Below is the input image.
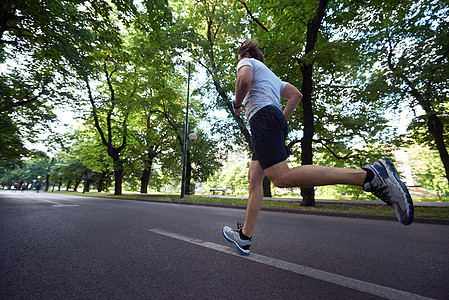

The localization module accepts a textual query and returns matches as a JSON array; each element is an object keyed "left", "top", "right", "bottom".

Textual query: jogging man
[{"left": 222, "top": 39, "right": 414, "bottom": 256}]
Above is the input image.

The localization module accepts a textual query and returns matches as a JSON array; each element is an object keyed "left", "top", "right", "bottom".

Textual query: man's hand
[{"left": 233, "top": 106, "right": 243, "bottom": 116}]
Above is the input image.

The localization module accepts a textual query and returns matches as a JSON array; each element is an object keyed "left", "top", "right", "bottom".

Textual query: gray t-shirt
[{"left": 236, "top": 58, "right": 288, "bottom": 120}]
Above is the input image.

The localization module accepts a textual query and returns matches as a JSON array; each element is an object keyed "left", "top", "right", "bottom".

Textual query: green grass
[
  {"left": 413, "top": 196, "right": 449, "bottom": 203},
  {"left": 56, "top": 191, "right": 449, "bottom": 220}
]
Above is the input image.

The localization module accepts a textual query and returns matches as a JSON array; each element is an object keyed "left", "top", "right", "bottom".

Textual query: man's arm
[
  {"left": 281, "top": 83, "right": 302, "bottom": 119},
  {"left": 234, "top": 65, "right": 252, "bottom": 115}
]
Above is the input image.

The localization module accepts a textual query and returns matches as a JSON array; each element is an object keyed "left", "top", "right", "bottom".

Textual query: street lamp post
[{"left": 181, "top": 63, "right": 191, "bottom": 199}]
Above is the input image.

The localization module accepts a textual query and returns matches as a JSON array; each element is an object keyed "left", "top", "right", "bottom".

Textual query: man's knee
[
  {"left": 267, "top": 173, "right": 288, "bottom": 188},
  {"left": 264, "top": 161, "right": 292, "bottom": 188},
  {"left": 248, "top": 161, "right": 265, "bottom": 186},
  {"left": 248, "top": 172, "right": 264, "bottom": 186}
]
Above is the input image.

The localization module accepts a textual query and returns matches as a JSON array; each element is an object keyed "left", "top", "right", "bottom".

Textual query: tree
[
  {"left": 177, "top": 0, "right": 396, "bottom": 202},
  {"left": 85, "top": 63, "right": 129, "bottom": 195},
  {"left": 177, "top": 0, "right": 274, "bottom": 196},
  {"left": 298, "top": 0, "right": 329, "bottom": 205},
  {"left": 0, "top": 115, "right": 25, "bottom": 169},
  {"left": 238, "top": 0, "right": 428, "bottom": 205},
  {"left": 336, "top": 0, "right": 449, "bottom": 183},
  {"left": 127, "top": 86, "right": 181, "bottom": 194},
  {"left": 237, "top": 0, "right": 383, "bottom": 205},
  {"left": 49, "top": 154, "right": 89, "bottom": 192},
  {"left": 62, "top": 129, "right": 113, "bottom": 192},
  {"left": 154, "top": 87, "right": 221, "bottom": 195},
  {"left": 132, "top": 111, "right": 171, "bottom": 194},
  {"left": 79, "top": 0, "right": 182, "bottom": 195},
  {"left": 78, "top": 1, "right": 221, "bottom": 195},
  {"left": 0, "top": 150, "right": 51, "bottom": 189},
  {"left": 0, "top": 62, "right": 62, "bottom": 166},
  {"left": 123, "top": 10, "right": 183, "bottom": 194},
  {"left": 408, "top": 146, "right": 449, "bottom": 199},
  {"left": 0, "top": 0, "right": 136, "bottom": 162}
]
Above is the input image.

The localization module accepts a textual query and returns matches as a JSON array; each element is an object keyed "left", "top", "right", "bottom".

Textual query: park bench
[{"left": 210, "top": 188, "right": 226, "bottom": 195}]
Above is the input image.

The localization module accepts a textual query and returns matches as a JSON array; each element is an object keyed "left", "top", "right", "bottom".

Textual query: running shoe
[
  {"left": 363, "top": 157, "right": 414, "bottom": 225},
  {"left": 222, "top": 223, "right": 252, "bottom": 255}
]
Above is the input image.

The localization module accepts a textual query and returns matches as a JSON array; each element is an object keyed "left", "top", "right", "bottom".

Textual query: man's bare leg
[
  {"left": 264, "top": 161, "right": 366, "bottom": 188},
  {"left": 243, "top": 160, "right": 366, "bottom": 237},
  {"left": 242, "top": 160, "right": 265, "bottom": 238}
]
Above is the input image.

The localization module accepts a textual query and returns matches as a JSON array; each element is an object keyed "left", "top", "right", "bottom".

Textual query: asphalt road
[{"left": 1, "top": 191, "right": 448, "bottom": 299}]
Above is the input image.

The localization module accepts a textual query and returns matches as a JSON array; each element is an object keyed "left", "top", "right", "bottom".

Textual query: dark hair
[{"left": 238, "top": 39, "right": 264, "bottom": 63}]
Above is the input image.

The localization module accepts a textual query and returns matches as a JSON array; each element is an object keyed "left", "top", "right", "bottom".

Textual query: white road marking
[
  {"left": 147, "top": 228, "right": 434, "bottom": 300},
  {"left": 40, "top": 199, "right": 80, "bottom": 207}
]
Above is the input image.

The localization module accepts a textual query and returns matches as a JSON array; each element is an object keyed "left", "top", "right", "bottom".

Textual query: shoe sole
[
  {"left": 382, "top": 157, "right": 414, "bottom": 225},
  {"left": 222, "top": 228, "right": 250, "bottom": 255}
]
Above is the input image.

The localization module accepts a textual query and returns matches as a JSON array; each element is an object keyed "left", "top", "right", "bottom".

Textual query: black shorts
[{"left": 249, "top": 105, "right": 291, "bottom": 169}]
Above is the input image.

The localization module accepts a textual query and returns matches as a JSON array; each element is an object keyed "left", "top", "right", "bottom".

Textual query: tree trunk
[
  {"left": 263, "top": 176, "right": 272, "bottom": 197},
  {"left": 140, "top": 168, "right": 150, "bottom": 194},
  {"left": 84, "top": 179, "right": 91, "bottom": 193},
  {"left": 73, "top": 178, "right": 81, "bottom": 192},
  {"left": 97, "top": 181, "right": 103, "bottom": 193},
  {"left": 110, "top": 150, "right": 124, "bottom": 195},
  {"left": 427, "top": 113, "right": 449, "bottom": 184},
  {"left": 45, "top": 173, "right": 50, "bottom": 191},
  {"left": 300, "top": 61, "right": 315, "bottom": 206},
  {"left": 299, "top": 0, "right": 328, "bottom": 206},
  {"left": 44, "top": 158, "right": 54, "bottom": 192},
  {"left": 114, "top": 168, "right": 123, "bottom": 195},
  {"left": 97, "top": 172, "right": 107, "bottom": 193},
  {"left": 141, "top": 153, "right": 155, "bottom": 194}
]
